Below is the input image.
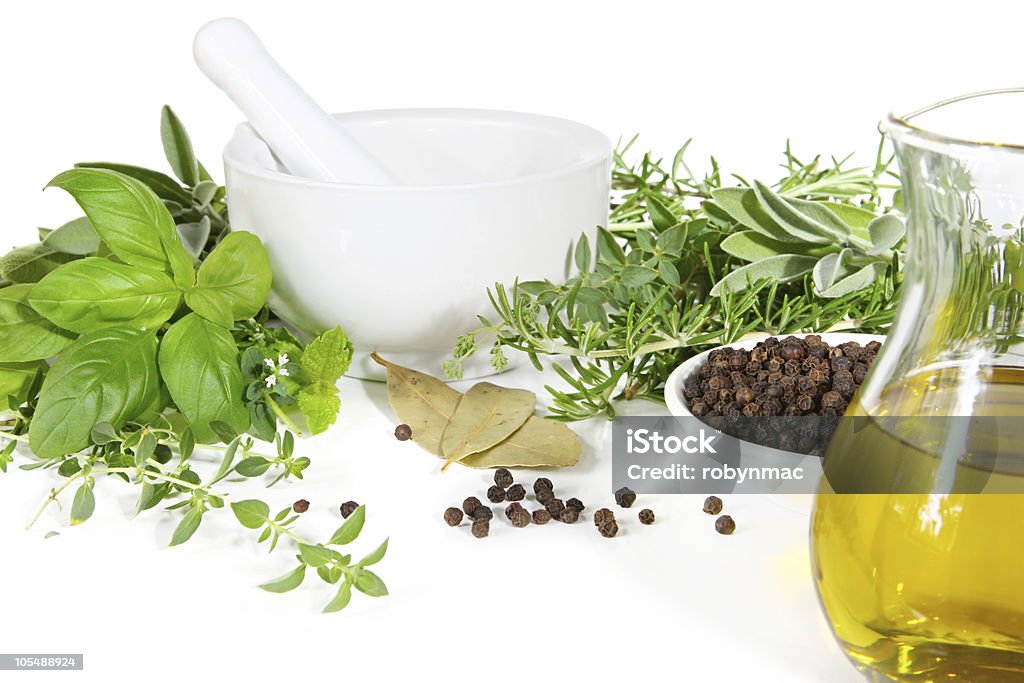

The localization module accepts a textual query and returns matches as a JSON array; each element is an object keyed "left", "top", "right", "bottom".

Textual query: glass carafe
[{"left": 811, "top": 90, "right": 1024, "bottom": 682}]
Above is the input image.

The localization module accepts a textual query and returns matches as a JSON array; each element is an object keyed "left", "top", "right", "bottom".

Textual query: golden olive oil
[{"left": 812, "top": 367, "right": 1024, "bottom": 682}]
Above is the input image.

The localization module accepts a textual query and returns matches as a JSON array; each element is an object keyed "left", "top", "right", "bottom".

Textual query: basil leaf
[
  {"left": 0, "top": 284, "right": 75, "bottom": 361},
  {"left": 29, "top": 258, "right": 181, "bottom": 333},
  {"left": 708, "top": 255, "right": 818, "bottom": 297},
  {"left": 0, "top": 243, "right": 78, "bottom": 283},
  {"left": 0, "top": 361, "right": 47, "bottom": 404},
  {"left": 231, "top": 499, "right": 270, "bottom": 529},
  {"left": 160, "top": 106, "right": 200, "bottom": 187},
  {"left": 74, "top": 162, "right": 192, "bottom": 205},
  {"left": 185, "top": 232, "right": 272, "bottom": 327},
  {"left": 29, "top": 328, "right": 159, "bottom": 458},
  {"left": 46, "top": 168, "right": 194, "bottom": 288},
  {"left": 158, "top": 313, "right": 249, "bottom": 443},
  {"left": 41, "top": 217, "right": 100, "bottom": 256},
  {"left": 259, "top": 565, "right": 306, "bottom": 594}
]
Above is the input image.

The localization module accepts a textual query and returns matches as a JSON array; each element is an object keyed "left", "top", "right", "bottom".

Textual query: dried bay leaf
[
  {"left": 371, "top": 353, "right": 461, "bottom": 456},
  {"left": 461, "top": 416, "right": 582, "bottom": 469},
  {"left": 440, "top": 382, "right": 535, "bottom": 470}
]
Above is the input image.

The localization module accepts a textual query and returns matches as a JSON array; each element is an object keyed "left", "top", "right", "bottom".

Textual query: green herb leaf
[
  {"left": 0, "top": 284, "right": 75, "bottom": 361},
  {"left": 817, "top": 262, "right": 888, "bottom": 298},
  {"left": 720, "top": 231, "right": 819, "bottom": 262},
  {"left": 29, "top": 328, "right": 159, "bottom": 458},
  {"left": 185, "top": 232, "right": 271, "bottom": 327},
  {"left": 74, "top": 162, "right": 192, "bottom": 205},
  {"left": 41, "top": 217, "right": 100, "bottom": 256},
  {"left": 619, "top": 264, "right": 658, "bottom": 288},
  {"left": 574, "top": 235, "right": 592, "bottom": 272},
  {"left": 169, "top": 505, "right": 204, "bottom": 546},
  {"left": 134, "top": 431, "right": 156, "bottom": 466},
  {"left": 160, "top": 106, "right": 200, "bottom": 187},
  {"left": 328, "top": 504, "right": 366, "bottom": 545},
  {"left": 69, "top": 480, "right": 95, "bottom": 525},
  {"left": 159, "top": 313, "right": 249, "bottom": 443},
  {"left": 866, "top": 214, "right": 905, "bottom": 255},
  {"left": 357, "top": 538, "right": 388, "bottom": 568},
  {"left": 647, "top": 195, "right": 677, "bottom": 231},
  {"left": 298, "top": 543, "right": 335, "bottom": 568},
  {"left": 177, "top": 217, "right": 211, "bottom": 259},
  {"left": 259, "top": 564, "right": 306, "bottom": 593},
  {"left": 709, "top": 188, "right": 801, "bottom": 244},
  {"left": 231, "top": 499, "right": 271, "bottom": 529},
  {"left": 235, "top": 456, "right": 272, "bottom": 477},
  {"left": 296, "top": 384, "right": 341, "bottom": 436},
  {"left": 353, "top": 569, "right": 388, "bottom": 597},
  {"left": 29, "top": 258, "right": 181, "bottom": 333},
  {"left": 0, "top": 243, "right": 78, "bottom": 283},
  {"left": 300, "top": 327, "right": 352, "bottom": 384},
  {"left": 0, "top": 361, "right": 48, "bottom": 405},
  {"left": 708, "top": 254, "right": 819, "bottom": 297},
  {"left": 751, "top": 181, "right": 845, "bottom": 244},
  {"left": 322, "top": 581, "right": 352, "bottom": 613}
]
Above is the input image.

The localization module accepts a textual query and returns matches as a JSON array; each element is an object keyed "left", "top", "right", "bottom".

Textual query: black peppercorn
[
  {"left": 536, "top": 487, "right": 555, "bottom": 505},
  {"left": 444, "top": 507, "right": 464, "bottom": 526},
  {"left": 703, "top": 496, "right": 723, "bottom": 515},
  {"left": 472, "top": 505, "right": 493, "bottom": 521},
  {"left": 532, "top": 509, "right": 552, "bottom": 525},
  {"left": 505, "top": 502, "right": 525, "bottom": 519},
  {"left": 494, "top": 468, "right": 514, "bottom": 489},
  {"left": 292, "top": 499, "right": 310, "bottom": 514},
  {"left": 594, "top": 508, "right": 615, "bottom": 526},
  {"left": 559, "top": 507, "right": 580, "bottom": 524},
  {"left": 472, "top": 518, "right": 490, "bottom": 538},
  {"left": 463, "top": 496, "right": 482, "bottom": 516},
  {"left": 638, "top": 509, "right": 655, "bottom": 524},
  {"left": 505, "top": 484, "right": 526, "bottom": 501},
  {"left": 545, "top": 498, "right": 566, "bottom": 519},
  {"left": 340, "top": 500, "right": 359, "bottom": 518},
  {"left": 510, "top": 508, "right": 531, "bottom": 528},
  {"left": 566, "top": 497, "right": 585, "bottom": 513},
  {"left": 614, "top": 487, "right": 637, "bottom": 508},
  {"left": 735, "top": 386, "right": 755, "bottom": 406},
  {"left": 487, "top": 485, "right": 506, "bottom": 503},
  {"left": 394, "top": 423, "right": 413, "bottom": 441},
  {"left": 533, "top": 477, "right": 553, "bottom": 494},
  {"left": 821, "top": 390, "right": 844, "bottom": 410},
  {"left": 598, "top": 520, "right": 619, "bottom": 538},
  {"left": 715, "top": 515, "right": 736, "bottom": 535}
]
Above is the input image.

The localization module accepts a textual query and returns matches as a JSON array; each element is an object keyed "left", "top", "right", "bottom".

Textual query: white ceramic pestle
[{"left": 193, "top": 18, "right": 400, "bottom": 184}]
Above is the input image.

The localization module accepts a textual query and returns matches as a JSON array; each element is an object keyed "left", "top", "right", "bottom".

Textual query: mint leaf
[
  {"left": 294, "top": 327, "right": 352, "bottom": 435},
  {"left": 297, "top": 383, "right": 341, "bottom": 435}
]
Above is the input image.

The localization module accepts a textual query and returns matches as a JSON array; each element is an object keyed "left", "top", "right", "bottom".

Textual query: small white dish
[
  {"left": 223, "top": 108, "right": 611, "bottom": 380},
  {"left": 663, "top": 332, "right": 885, "bottom": 515}
]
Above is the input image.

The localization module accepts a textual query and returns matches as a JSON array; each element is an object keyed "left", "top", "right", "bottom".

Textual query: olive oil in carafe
[{"left": 812, "top": 367, "right": 1024, "bottom": 682}]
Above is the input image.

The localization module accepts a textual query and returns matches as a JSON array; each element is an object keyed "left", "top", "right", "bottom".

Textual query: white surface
[
  {"left": 224, "top": 108, "right": 609, "bottom": 379},
  {"left": 3, "top": 1, "right": 1023, "bottom": 681},
  {"left": 194, "top": 18, "right": 400, "bottom": 184}
]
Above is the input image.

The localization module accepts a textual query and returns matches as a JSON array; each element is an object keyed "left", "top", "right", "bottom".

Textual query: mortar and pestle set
[{"left": 194, "top": 18, "right": 611, "bottom": 379}]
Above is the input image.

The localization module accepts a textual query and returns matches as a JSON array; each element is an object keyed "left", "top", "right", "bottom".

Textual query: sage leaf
[
  {"left": 169, "top": 506, "right": 204, "bottom": 546},
  {"left": 74, "top": 161, "right": 192, "bottom": 205},
  {"left": 158, "top": 314, "right": 249, "bottom": 443},
  {"left": 0, "top": 284, "right": 75, "bottom": 361},
  {"left": 823, "top": 202, "right": 877, "bottom": 229},
  {"left": 720, "top": 231, "right": 808, "bottom": 262},
  {"left": 29, "top": 328, "right": 159, "bottom": 458},
  {"left": 460, "top": 416, "right": 582, "bottom": 468},
  {"left": 709, "top": 254, "right": 818, "bottom": 297},
  {"left": 231, "top": 499, "right": 270, "bottom": 529},
  {"left": 752, "top": 181, "right": 846, "bottom": 244},
  {"left": 709, "top": 188, "right": 802, "bottom": 244},
  {"left": 357, "top": 538, "right": 389, "bottom": 568},
  {"left": 41, "top": 217, "right": 100, "bottom": 256},
  {"left": 259, "top": 564, "right": 306, "bottom": 594},
  {"left": 812, "top": 253, "right": 842, "bottom": 292},
  {"left": 440, "top": 382, "right": 535, "bottom": 469},
  {"left": 0, "top": 243, "right": 78, "bottom": 283},
  {"left": 866, "top": 214, "right": 905, "bottom": 255},
  {"left": 70, "top": 480, "right": 95, "bottom": 526},
  {"left": 177, "top": 216, "right": 211, "bottom": 259},
  {"left": 0, "top": 362, "right": 48, "bottom": 404},
  {"left": 160, "top": 105, "right": 200, "bottom": 187},
  {"left": 184, "top": 232, "right": 272, "bottom": 327},
  {"left": 322, "top": 581, "right": 352, "bottom": 613},
  {"left": 353, "top": 569, "right": 388, "bottom": 597},
  {"left": 29, "top": 258, "right": 181, "bottom": 333},
  {"left": 46, "top": 168, "right": 194, "bottom": 288},
  {"left": 817, "top": 262, "right": 888, "bottom": 298},
  {"left": 329, "top": 504, "right": 366, "bottom": 545},
  {"left": 372, "top": 353, "right": 462, "bottom": 456}
]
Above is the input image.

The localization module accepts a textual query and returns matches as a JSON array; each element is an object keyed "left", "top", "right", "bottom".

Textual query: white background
[{"left": 0, "top": 1, "right": 1021, "bottom": 681}]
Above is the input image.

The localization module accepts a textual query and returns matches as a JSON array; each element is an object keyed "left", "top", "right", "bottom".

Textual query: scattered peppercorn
[
  {"left": 487, "top": 485, "right": 506, "bottom": 504},
  {"left": 505, "top": 502, "right": 526, "bottom": 519},
  {"left": 494, "top": 468, "right": 514, "bottom": 489},
  {"left": 638, "top": 509, "right": 655, "bottom": 525},
  {"left": 292, "top": 499, "right": 310, "bottom": 514},
  {"left": 703, "top": 496, "right": 723, "bottom": 515},
  {"left": 510, "top": 508, "right": 531, "bottom": 528},
  {"left": 715, "top": 515, "right": 736, "bottom": 535},
  {"left": 532, "top": 509, "right": 552, "bottom": 525},
  {"left": 559, "top": 507, "right": 580, "bottom": 524},
  {"left": 533, "top": 477, "right": 553, "bottom": 494},
  {"left": 472, "top": 518, "right": 490, "bottom": 538},
  {"left": 536, "top": 487, "right": 555, "bottom": 505},
  {"left": 594, "top": 508, "right": 615, "bottom": 526},
  {"left": 566, "top": 497, "right": 585, "bottom": 513},
  {"left": 340, "top": 500, "right": 359, "bottom": 518},
  {"left": 545, "top": 498, "right": 566, "bottom": 519},
  {"left": 598, "top": 520, "right": 619, "bottom": 538},
  {"left": 505, "top": 483, "right": 526, "bottom": 501},
  {"left": 444, "top": 507, "right": 464, "bottom": 526},
  {"left": 614, "top": 487, "right": 637, "bottom": 508},
  {"left": 463, "top": 496, "right": 482, "bottom": 516},
  {"left": 394, "top": 423, "right": 413, "bottom": 441},
  {"left": 472, "top": 505, "right": 493, "bottom": 521}
]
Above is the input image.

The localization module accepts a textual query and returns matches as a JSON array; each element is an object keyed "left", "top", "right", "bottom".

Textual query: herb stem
[
  {"left": 262, "top": 393, "right": 303, "bottom": 437},
  {"left": 26, "top": 471, "right": 85, "bottom": 530},
  {"left": 0, "top": 431, "right": 29, "bottom": 444}
]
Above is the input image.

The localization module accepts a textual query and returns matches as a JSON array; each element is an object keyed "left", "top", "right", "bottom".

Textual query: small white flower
[
  {"left": 264, "top": 358, "right": 276, "bottom": 370},
  {"left": 265, "top": 374, "right": 277, "bottom": 388},
  {"left": 279, "top": 367, "right": 290, "bottom": 377},
  {"left": 278, "top": 353, "right": 290, "bottom": 366}
]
